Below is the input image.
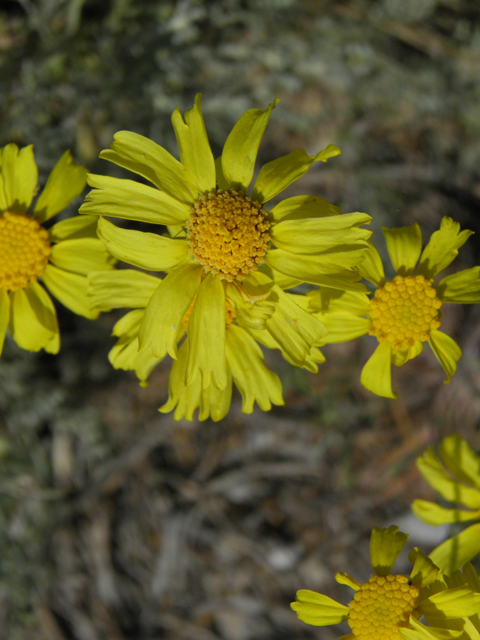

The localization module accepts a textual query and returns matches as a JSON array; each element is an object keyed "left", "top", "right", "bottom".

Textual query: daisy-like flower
[
  {"left": 412, "top": 434, "right": 480, "bottom": 574},
  {"left": 81, "top": 94, "right": 372, "bottom": 392},
  {"left": 88, "top": 269, "right": 327, "bottom": 420},
  {"left": 0, "top": 144, "right": 116, "bottom": 355},
  {"left": 291, "top": 525, "right": 480, "bottom": 640},
  {"left": 307, "top": 218, "right": 480, "bottom": 398}
]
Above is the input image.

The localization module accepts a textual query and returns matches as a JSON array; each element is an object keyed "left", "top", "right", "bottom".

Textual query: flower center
[
  {"left": 348, "top": 575, "right": 420, "bottom": 640},
  {"left": 369, "top": 274, "right": 442, "bottom": 350},
  {"left": 182, "top": 296, "right": 236, "bottom": 330},
  {"left": 0, "top": 212, "right": 51, "bottom": 292},
  {"left": 186, "top": 189, "right": 270, "bottom": 282}
]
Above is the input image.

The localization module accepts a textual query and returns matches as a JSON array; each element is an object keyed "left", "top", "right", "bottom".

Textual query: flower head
[
  {"left": 0, "top": 144, "right": 116, "bottom": 355},
  {"left": 83, "top": 94, "right": 371, "bottom": 395},
  {"left": 291, "top": 525, "right": 480, "bottom": 640},
  {"left": 413, "top": 434, "right": 480, "bottom": 574},
  {"left": 88, "top": 268, "right": 326, "bottom": 420},
  {"left": 307, "top": 218, "right": 480, "bottom": 398}
]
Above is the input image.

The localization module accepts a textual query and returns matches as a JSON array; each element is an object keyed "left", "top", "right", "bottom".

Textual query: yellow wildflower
[
  {"left": 307, "top": 218, "right": 480, "bottom": 397},
  {"left": 0, "top": 145, "right": 115, "bottom": 354},
  {"left": 82, "top": 94, "right": 371, "bottom": 391},
  {"left": 291, "top": 525, "right": 480, "bottom": 640},
  {"left": 88, "top": 269, "right": 327, "bottom": 420},
  {"left": 413, "top": 434, "right": 480, "bottom": 574}
]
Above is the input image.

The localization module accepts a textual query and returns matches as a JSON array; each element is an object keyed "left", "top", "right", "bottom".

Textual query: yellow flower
[
  {"left": 291, "top": 525, "right": 480, "bottom": 640},
  {"left": 88, "top": 269, "right": 327, "bottom": 420},
  {"left": 307, "top": 218, "right": 480, "bottom": 398},
  {"left": 81, "top": 94, "right": 372, "bottom": 391},
  {"left": 412, "top": 434, "right": 480, "bottom": 574},
  {"left": 441, "top": 563, "right": 480, "bottom": 640},
  {"left": 0, "top": 144, "right": 116, "bottom": 355}
]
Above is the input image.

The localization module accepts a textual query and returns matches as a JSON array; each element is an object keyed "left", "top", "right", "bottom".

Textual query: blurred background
[{"left": 1, "top": 1, "right": 480, "bottom": 639}]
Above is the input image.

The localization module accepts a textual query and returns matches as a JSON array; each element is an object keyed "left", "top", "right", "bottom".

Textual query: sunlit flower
[
  {"left": 307, "top": 218, "right": 480, "bottom": 397},
  {"left": 291, "top": 525, "right": 480, "bottom": 640},
  {"left": 81, "top": 94, "right": 371, "bottom": 392},
  {"left": 412, "top": 434, "right": 480, "bottom": 574},
  {"left": 0, "top": 144, "right": 115, "bottom": 355},
  {"left": 88, "top": 269, "right": 326, "bottom": 420}
]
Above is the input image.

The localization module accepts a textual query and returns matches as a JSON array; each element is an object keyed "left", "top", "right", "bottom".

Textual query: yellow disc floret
[
  {"left": 0, "top": 212, "right": 51, "bottom": 292},
  {"left": 187, "top": 189, "right": 270, "bottom": 282},
  {"left": 349, "top": 574, "right": 420, "bottom": 640},
  {"left": 369, "top": 274, "right": 442, "bottom": 350}
]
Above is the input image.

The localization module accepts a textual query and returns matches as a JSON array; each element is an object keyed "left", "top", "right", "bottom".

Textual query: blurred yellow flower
[
  {"left": 291, "top": 525, "right": 480, "bottom": 640},
  {"left": 82, "top": 94, "right": 372, "bottom": 393},
  {"left": 308, "top": 218, "right": 480, "bottom": 398},
  {"left": 413, "top": 434, "right": 480, "bottom": 574},
  {"left": 0, "top": 144, "right": 115, "bottom": 355}
]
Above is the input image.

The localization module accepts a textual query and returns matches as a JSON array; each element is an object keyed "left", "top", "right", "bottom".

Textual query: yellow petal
[
  {"left": 408, "top": 548, "right": 440, "bottom": 587},
  {"left": 97, "top": 217, "right": 189, "bottom": 271},
  {"left": 138, "top": 263, "right": 202, "bottom": 359},
  {"left": 398, "top": 617, "right": 463, "bottom": 640},
  {"left": 412, "top": 500, "right": 480, "bottom": 525},
  {"left": 271, "top": 212, "right": 372, "bottom": 254},
  {"left": 82, "top": 174, "right": 189, "bottom": 225},
  {"left": 428, "top": 330, "right": 462, "bottom": 385},
  {"left": 214, "top": 156, "right": 230, "bottom": 190},
  {"left": 291, "top": 590, "right": 349, "bottom": 626},
  {"left": 439, "top": 434, "right": 480, "bottom": 489},
  {"left": 382, "top": 223, "right": 422, "bottom": 276},
  {"left": 315, "top": 314, "right": 370, "bottom": 344},
  {"left": 226, "top": 324, "right": 283, "bottom": 412},
  {"left": 49, "top": 214, "right": 98, "bottom": 242},
  {"left": 429, "top": 523, "right": 480, "bottom": 575},
  {"left": 307, "top": 288, "right": 371, "bottom": 315},
  {"left": 221, "top": 99, "right": 279, "bottom": 191},
  {"left": 437, "top": 267, "right": 480, "bottom": 304},
  {"left": 269, "top": 194, "right": 341, "bottom": 222},
  {"left": 41, "top": 264, "right": 99, "bottom": 319},
  {"left": 391, "top": 341, "right": 423, "bottom": 366},
  {"left": 360, "top": 341, "right": 397, "bottom": 398},
  {"left": 50, "top": 237, "right": 116, "bottom": 276},
  {"left": 185, "top": 274, "right": 227, "bottom": 389},
  {"left": 225, "top": 283, "right": 275, "bottom": 330},
  {"left": 99, "top": 131, "right": 197, "bottom": 204},
  {"left": 33, "top": 150, "right": 87, "bottom": 223},
  {"left": 370, "top": 525, "right": 409, "bottom": 576},
  {"left": 171, "top": 94, "right": 215, "bottom": 194},
  {"left": 88, "top": 269, "right": 161, "bottom": 310},
  {"left": 1, "top": 144, "right": 37, "bottom": 213},
  {"left": 257, "top": 264, "right": 301, "bottom": 291},
  {"left": 416, "top": 447, "right": 480, "bottom": 509},
  {"left": 265, "top": 287, "right": 328, "bottom": 366},
  {"left": 0, "top": 288, "right": 11, "bottom": 355},
  {"left": 335, "top": 572, "right": 361, "bottom": 591},
  {"left": 9, "top": 280, "right": 58, "bottom": 351},
  {"left": 358, "top": 239, "right": 386, "bottom": 287},
  {"left": 252, "top": 144, "right": 341, "bottom": 204},
  {"left": 418, "top": 217, "right": 474, "bottom": 279},
  {"left": 421, "top": 584, "right": 480, "bottom": 617},
  {"left": 265, "top": 249, "right": 368, "bottom": 288},
  {"left": 160, "top": 340, "right": 232, "bottom": 422},
  {"left": 112, "top": 308, "right": 143, "bottom": 339}
]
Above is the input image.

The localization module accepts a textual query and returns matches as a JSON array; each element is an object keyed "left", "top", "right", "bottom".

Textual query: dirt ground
[{"left": 1, "top": 1, "right": 480, "bottom": 639}]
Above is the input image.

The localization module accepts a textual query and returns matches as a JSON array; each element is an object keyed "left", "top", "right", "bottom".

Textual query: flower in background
[
  {"left": 88, "top": 269, "right": 326, "bottom": 420},
  {"left": 307, "top": 218, "right": 480, "bottom": 397},
  {"left": 291, "top": 525, "right": 480, "bottom": 640},
  {"left": 412, "top": 434, "right": 480, "bottom": 574},
  {"left": 0, "top": 145, "right": 116, "bottom": 355},
  {"left": 82, "top": 94, "right": 372, "bottom": 397}
]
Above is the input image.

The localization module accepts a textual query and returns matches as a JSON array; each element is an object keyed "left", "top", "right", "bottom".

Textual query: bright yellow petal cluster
[
  {"left": 83, "top": 94, "right": 373, "bottom": 419},
  {"left": 291, "top": 525, "right": 480, "bottom": 640},
  {"left": 0, "top": 145, "right": 116, "bottom": 355},
  {"left": 308, "top": 218, "right": 480, "bottom": 398},
  {"left": 412, "top": 434, "right": 480, "bottom": 574}
]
